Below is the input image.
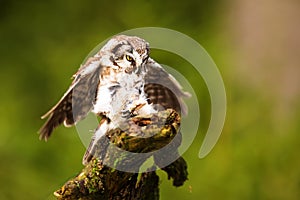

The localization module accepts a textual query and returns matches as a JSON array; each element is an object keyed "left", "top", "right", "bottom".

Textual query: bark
[{"left": 54, "top": 109, "right": 188, "bottom": 200}]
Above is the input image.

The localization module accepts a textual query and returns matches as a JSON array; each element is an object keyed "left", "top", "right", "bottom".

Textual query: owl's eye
[{"left": 125, "top": 55, "right": 134, "bottom": 62}]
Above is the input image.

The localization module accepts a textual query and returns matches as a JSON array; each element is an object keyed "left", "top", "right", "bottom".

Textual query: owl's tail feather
[{"left": 82, "top": 118, "right": 111, "bottom": 165}]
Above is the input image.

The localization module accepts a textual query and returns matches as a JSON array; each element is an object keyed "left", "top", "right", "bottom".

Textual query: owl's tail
[{"left": 82, "top": 118, "right": 111, "bottom": 165}]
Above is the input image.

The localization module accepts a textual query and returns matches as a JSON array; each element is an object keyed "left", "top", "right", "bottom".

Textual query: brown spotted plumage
[{"left": 39, "top": 35, "right": 190, "bottom": 165}]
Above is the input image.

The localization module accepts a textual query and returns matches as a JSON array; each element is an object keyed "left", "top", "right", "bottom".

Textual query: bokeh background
[{"left": 1, "top": 0, "right": 300, "bottom": 199}]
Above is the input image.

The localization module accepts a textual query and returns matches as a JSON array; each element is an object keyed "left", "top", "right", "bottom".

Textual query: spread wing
[
  {"left": 144, "top": 58, "right": 191, "bottom": 115},
  {"left": 39, "top": 57, "right": 102, "bottom": 141}
]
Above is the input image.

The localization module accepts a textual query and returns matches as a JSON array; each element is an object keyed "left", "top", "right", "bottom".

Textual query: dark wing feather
[
  {"left": 145, "top": 58, "right": 191, "bottom": 115},
  {"left": 39, "top": 87, "right": 74, "bottom": 141},
  {"left": 39, "top": 58, "right": 102, "bottom": 141},
  {"left": 144, "top": 83, "right": 181, "bottom": 113}
]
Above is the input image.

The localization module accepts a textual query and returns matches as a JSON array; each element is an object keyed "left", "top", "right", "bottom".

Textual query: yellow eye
[{"left": 125, "top": 55, "right": 133, "bottom": 62}]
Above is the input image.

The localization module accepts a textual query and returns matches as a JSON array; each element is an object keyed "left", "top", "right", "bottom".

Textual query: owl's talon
[{"left": 121, "top": 110, "right": 136, "bottom": 118}]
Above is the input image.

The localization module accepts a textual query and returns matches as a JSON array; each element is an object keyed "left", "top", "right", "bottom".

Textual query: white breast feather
[{"left": 93, "top": 68, "right": 153, "bottom": 126}]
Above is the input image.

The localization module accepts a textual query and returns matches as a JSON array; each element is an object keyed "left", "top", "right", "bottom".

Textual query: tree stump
[{"left": 54, "top": 109, "right": 188, "bottom": 200}]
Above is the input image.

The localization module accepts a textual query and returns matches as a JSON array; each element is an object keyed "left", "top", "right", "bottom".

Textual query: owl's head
[{"left": 102, "top": 35, "right": 150, "bottom": 73}]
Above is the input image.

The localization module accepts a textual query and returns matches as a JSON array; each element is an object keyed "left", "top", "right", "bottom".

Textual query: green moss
[{"left": 54, "top": 109, "right": 187, "bottom": 199}]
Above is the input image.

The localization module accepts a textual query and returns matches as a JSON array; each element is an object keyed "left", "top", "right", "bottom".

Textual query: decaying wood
[{"left": 54, "top": 109, "right": 188, "bottom": 200}]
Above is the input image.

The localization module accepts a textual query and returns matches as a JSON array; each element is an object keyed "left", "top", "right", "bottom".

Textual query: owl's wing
[
  {"left": 144, "top": 58, "right": 191, "bottom": 116},
  {"left": 39, "top": 57, "right": 102, "bottom": 141}
]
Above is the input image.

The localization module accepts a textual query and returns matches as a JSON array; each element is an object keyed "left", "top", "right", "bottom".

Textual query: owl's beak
[{"left": 125, "top": 60, "right": 142, "bottom": 74}]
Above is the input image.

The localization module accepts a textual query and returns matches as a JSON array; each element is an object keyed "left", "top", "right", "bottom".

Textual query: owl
[{"left": 39, "top": 35, "right": 190, "bottom": 165}]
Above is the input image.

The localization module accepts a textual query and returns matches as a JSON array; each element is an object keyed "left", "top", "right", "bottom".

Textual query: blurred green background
[{"left": 1, "top": 0, "right": 300, "bottom": 199}]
